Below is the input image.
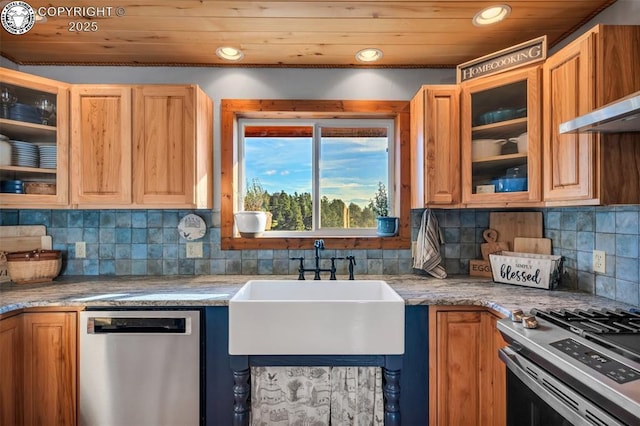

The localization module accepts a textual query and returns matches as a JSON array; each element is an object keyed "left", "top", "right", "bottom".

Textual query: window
[
  {"left": 239, "top": 119, "right": 394, "bottom": 236},
  {"left": 221, "top": 99, "right": 411, "bottom": 250}
]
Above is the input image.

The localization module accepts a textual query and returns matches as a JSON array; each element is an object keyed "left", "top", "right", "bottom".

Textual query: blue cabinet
[
  {"left": 205, "top": 307, "right": 235, "bottom": 425},
  {"left": 204, "top": 305, "right": 429, "bottom": 425}
]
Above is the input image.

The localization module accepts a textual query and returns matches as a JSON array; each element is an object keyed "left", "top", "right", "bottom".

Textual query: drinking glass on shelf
[
  {"left": 34, "top": 95, "right": 55, "bottom": 125},
  {"left": 0, "top": 86, "right": 17, "bottom": 119}
]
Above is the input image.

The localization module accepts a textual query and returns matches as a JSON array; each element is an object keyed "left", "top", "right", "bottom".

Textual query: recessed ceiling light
[
  {"left": 216, "top": 46, "right": 244, "bottom": 61},
  {"left": 473, "top": 4, "right": 511, "bottom": 26},
  {"left": 355, "top": 48, "right": 383, "bottom": 63}
]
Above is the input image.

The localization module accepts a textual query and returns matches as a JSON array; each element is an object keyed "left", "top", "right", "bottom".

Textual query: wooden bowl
[{"left": 24, "top": 182, "right": 56, "bottom": 195}]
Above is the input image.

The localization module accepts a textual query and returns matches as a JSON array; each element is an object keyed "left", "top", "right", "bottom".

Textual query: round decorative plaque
[{"left": 178, "top": 214, "right": 207, "bottom": 241}]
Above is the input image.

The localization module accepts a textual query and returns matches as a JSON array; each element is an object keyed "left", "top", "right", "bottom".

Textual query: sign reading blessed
[{"left": 457, "top": 35, "right": 547, "bottom": 83}]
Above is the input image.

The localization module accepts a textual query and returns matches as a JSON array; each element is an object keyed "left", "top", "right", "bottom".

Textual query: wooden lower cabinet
[
  {"left": 482, "top": 310, "right": 507, "bottom": 426},
  {"left": 0, "top": 309, "right": 78, "bottom": 426},
  {"left": 1, "top": 313, "right": 24, "bottom": 426},
  {"left": 429, "top": 306, "right": 506, "bottom": 426}
]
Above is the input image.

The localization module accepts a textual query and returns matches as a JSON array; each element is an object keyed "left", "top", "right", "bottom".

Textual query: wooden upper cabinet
[
  {"left": 71, "top": 84, "right": 213, "bottom": 208},
  {"left": 411, "top": 85, "right": 461, "bottom": 207},
  {"left": 0, "top": 68, "right": 70, "bottom": 208},
  {"left": 543, "top": 34, "right": 595, "bottom": 202},
  {"left": 461, "top": 66, "right": 542, "bottom": 206},
  {"left": 133, "top": 85, "right": 213, "bottom": 208},
  {"left": 543, "top": 25, "right": 640, "bottom": 205},
  {"left": 71, "top": 85, "right": 132, "bottom": 205}
]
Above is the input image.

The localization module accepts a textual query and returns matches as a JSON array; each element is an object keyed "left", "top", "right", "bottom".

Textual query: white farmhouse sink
[{"left": 228, "top": 279, "right": 405, "bottom": 355}]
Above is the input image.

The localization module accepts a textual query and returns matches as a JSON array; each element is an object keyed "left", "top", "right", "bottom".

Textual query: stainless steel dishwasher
[{"left": 79, "top": 309, "right": 201, "bottom": 426}]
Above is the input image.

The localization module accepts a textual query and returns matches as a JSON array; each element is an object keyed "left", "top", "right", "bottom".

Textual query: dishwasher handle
[{"left": 87, "top": 316, "right": 191, "bottom": 334}]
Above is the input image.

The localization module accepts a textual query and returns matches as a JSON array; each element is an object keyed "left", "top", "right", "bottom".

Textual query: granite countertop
[{"left": 1, "top": 274, "right": 636, "bottom": 318}]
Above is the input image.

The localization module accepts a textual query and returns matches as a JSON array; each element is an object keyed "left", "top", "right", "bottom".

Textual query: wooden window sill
[{"left": 221, "top": 235, "right": 411, "bottom": 250}]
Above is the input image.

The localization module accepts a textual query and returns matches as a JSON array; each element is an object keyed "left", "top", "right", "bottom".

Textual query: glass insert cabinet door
[
  {"left": 0, "top": 68, "right": 69, "bottom": 207},
  {"left": 461, "top": 66, "right": 542, "bottom": 205}
]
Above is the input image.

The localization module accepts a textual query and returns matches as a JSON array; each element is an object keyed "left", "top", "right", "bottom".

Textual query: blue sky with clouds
[{"left": 245, "top": 136, "right": 388, "bottom": 207}]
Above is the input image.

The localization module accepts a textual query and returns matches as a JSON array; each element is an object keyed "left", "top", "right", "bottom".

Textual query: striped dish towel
[{"left": 413, "top": 209, "right": 447, "bottom": 278}]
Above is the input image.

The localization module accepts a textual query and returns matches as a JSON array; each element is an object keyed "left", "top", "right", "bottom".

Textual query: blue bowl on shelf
[
  {"left": 492, "top": 177, "right": 528, "bottom": 192},
  {"left": 0, "top": 184, "right": 24, "bottom": 193},
  {"left": 9, "top": 103, "right": 41, "bottom": 124}
]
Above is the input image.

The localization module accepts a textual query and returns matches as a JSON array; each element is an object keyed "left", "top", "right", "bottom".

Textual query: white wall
[
  {"left": 18, "top": 66, "right": 455, "bottom": 101},
  {"left": 1, "top": 57, "right": 18, "bottom": 69},
  {"left": 551, "top": 0, "right": 640, "bottom": 52}
]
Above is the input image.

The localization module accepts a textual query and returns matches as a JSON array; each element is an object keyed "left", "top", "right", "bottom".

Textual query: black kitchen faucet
[{"left": 290, "top": 239, "right": 355, "bottom": 280}]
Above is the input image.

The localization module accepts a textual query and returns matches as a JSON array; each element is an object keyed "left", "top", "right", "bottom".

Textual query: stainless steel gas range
[{"left": 497, "top": 308, "right": 640, "bottom": 426}]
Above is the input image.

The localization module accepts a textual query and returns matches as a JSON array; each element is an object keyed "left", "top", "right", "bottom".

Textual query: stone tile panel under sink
[{"left": 228, "top": 279, "right": 405, "bottom": 355}]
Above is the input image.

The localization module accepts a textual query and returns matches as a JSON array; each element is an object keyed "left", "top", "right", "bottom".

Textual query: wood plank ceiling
[{"left": 0, "top": 0, "right": 617, "bottom": 67}]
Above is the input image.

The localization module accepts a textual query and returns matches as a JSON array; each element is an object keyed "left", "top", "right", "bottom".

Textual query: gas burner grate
[
  {"left": 532, "top": 308, "right": 640, "bottom": 362},
  {"left": 532, "top": 308, "right": 640, "bottom": 335}
]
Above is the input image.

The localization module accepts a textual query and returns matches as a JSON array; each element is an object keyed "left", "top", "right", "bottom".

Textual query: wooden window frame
[{"left": 221, "top": 99, "right": 411, "bottom": 250}]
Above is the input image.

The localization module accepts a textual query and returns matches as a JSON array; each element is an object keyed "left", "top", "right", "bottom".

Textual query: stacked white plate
[
  {"left": 38, "top": 145, "right": 57, "bottom": 169},
  {"left": 10, "top": 140, "right": 38, "bottom": 167}
]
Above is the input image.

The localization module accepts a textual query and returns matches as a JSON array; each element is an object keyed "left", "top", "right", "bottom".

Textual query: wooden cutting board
[
  {"left": 480, "top": 229, "right": 510, "bottom": 260},
  {"left": 489, "top": 212, "right": 543, "bottom": 248},
  {"left": 0, "top": 235, "right": 52, "bottom": 252},
  {"left": 514, "top": 237, "right": 552, "bottom": 255},
  {"left": 0, "top": 225, "right": 46, "bottom": 237}
]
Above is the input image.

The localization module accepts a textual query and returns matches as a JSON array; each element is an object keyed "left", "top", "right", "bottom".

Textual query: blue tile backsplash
[
  {"left": 434, "top": 206, "right": 639, "bottom": 306},
  {"left": 0, "top": 209, "right": 414, "bottom": 279},
  {"left": 1, "top": 205, "right": 638, "bottom": 306}
]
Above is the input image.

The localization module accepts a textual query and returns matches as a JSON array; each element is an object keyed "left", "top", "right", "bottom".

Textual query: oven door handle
[{"left": 499, "top": 346, "right": 625, "bottom": 426}]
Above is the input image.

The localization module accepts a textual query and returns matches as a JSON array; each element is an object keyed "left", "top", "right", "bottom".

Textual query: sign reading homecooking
[{"left": 457, "top": 35, "right": 547, "bottom": 83}]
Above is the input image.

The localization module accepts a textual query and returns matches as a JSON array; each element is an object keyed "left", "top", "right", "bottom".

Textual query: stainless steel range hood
[{"left": 559, "top": 91, "right": 640, "bottom": 133}]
